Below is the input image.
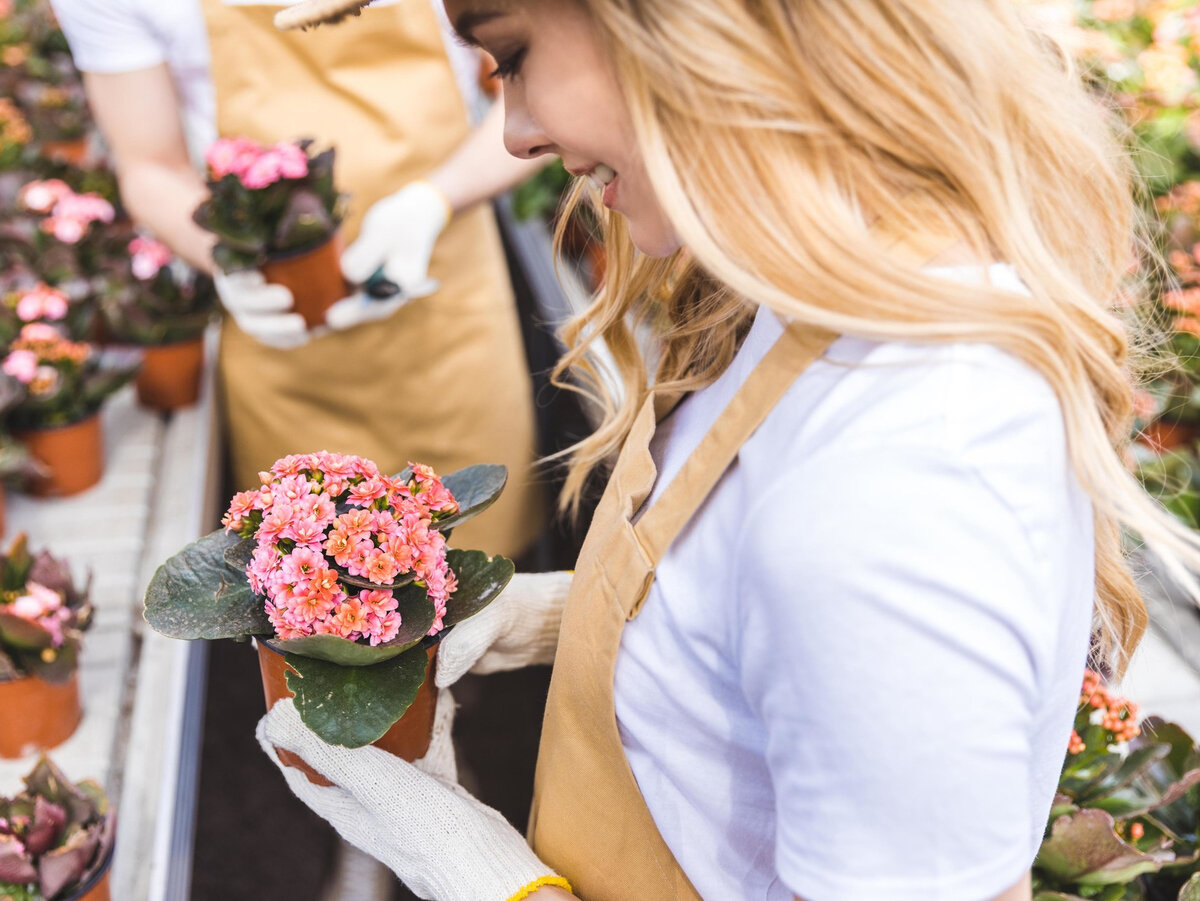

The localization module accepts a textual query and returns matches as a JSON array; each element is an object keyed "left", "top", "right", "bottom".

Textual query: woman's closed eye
[{"left": 489, "top": 47, "right": 528, "bottom": 80}]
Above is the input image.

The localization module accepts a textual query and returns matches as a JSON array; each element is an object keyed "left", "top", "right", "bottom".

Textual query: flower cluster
[
  {"left": 1068, "top": 668, "right": 1142, "bottom": 755},
  {"left": 2, "top": 323, "right": 88, "bottom": 394},
  {"left": 128, "top": 235, "right": 173, "bottom": 280},
  {"left": 19, "top": 178, "right": 114, "bottom": 244},
  {"left": 223, "top": 452, "right": 460, "bottom": 645},
  {"left": 3, "top": 581, "right": 69, "bottom": 647},
  {"left": 205, "top": 137, "right": 310, "bottom": 190},
  {"left": 0, "top": 96, "right": 30, "bottom": 155},
  {"left": 8, "top": 282, "right": 69, "bottom": 325}
]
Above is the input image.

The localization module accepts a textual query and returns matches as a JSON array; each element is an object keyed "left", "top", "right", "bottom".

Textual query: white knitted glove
[
  {"left": 214, "top": 269, "right": 310, "bottom": 349},
  {"left": 435, "top": 571, "right": 573, "bottom": 688},
  {"left": 258, "top": 692, "right": 566, "bottom": 901},
  {"left": 328, "top": 181, "right": 448, "bottom": 330}
]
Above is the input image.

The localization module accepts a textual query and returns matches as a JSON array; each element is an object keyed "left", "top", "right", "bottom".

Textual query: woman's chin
[{"left": 629, "top": 224, "right": 683, "bottom": 259}]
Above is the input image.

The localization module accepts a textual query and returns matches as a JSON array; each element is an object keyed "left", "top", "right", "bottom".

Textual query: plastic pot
[
  {"left": 260, "top": 235, "right": 348, "bottom": 331},
  {"left": 257, "top": 640, "right": 438, "bottom": 787},
  {"left": 17, "top": 414, "right": 103, "bottom": 498},
  {"left": 136, "top": 337, "right": 204, "bottom": 412},
  {"left": 0, "top": 670, "right": 83, "bottom": 758}
]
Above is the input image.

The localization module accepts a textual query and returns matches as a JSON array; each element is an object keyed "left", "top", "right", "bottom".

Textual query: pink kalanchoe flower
[
  {"left": 364, "top": 548, "right": 400, "bottom": 586},
  {"left": 346, "top": 540, "right": 374, "bottom": 579},
  {"left": 16, "top": 284, "right": 69, "bottom": 323},
  {"left": 20, "top": 323, "right": 62, "bottom": 342},
  {"left": 223, "top": 490, "right": 261, "bottom": 531},
  {"left": 359, "top": 589, "right": 398, "bottom": 618},
  {"left": 41, "top": 215, "right": 86, "bottom": 245},
  {"left": 348, "top": 476, "right": 388, "bottom": 507},
  {"left": 206, "top": 136, "right": 263, "bottom": 180},
  {"left": 258, "top": 502, "right": 296, "bottom": 542},
  {"left": 276, "top": 474, "right": 313, "bottom": 503},
  {"left": 129, "top": 236, "right": 173, "bottom": 280},
  {"left": 2, "top": 349, "right": 38, "bottom": 384},
  {"left": 367, "top": 610, "right": 403, "bottom": 646},
  {"left": 332, "top": 596, "right": 371, "bottom": 636},
  {"left": 18, "top": 179, "right": 71, "bottom": 213},
  {"left": 280, "top": 546, "right": 324, "bottom": 585},
  {"left": 325, "top": 528, "right": 356, "bottom": 568},
  {"left": 337, "top": 509, "right": 374, "bottom": 543},
  {"left": 240, "top": 152, "right": 282, "bottom": 190},
  {"left": 273, "top": 141, "right": 310, "bottom": 180}
]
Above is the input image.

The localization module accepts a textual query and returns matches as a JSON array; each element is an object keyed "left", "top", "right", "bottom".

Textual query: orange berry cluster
[{"left": 1079, "top": 669, "right": 1141, "bottom": 745}]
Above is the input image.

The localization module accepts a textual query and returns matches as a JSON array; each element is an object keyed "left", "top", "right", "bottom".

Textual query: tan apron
[
  {"left": 528, "top": 319, "right": 837, "bottom": 899},
  {"left": 531, "top": 222, "right": 957, "bottom": 897},
  {"left": 201, "top": 0, "right": 544, "bottom": 558}
]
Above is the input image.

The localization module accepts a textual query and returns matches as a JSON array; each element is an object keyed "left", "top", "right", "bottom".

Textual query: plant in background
[
  {"left": 1033, "top": 670, "right": 1200, "bottom": 900},
  {"left": 193, "top": 137, "right": 345, "bottom": 273},
  {"left": 95, "top": 235, "right": 216, "bottom": 346},
  {"left": 0, "top": 324, "right": 137, "bottom": 430},
  {"left": 145, "top": 452, "right": 514, "bottom": 748},
  {"left": 0, "top": 756, "right": 115, "bottom": 901},
  {"left": 2, "top": 283, "right": 90, "bottom": 345},
  {"left": 511, "top": 158, "right": 571, "bottom": 224},
  {"left": 0, "top": 99, "right": 31, "bottom": 172},
  {"left": 0, "top": 533, "right": 91, "bottom": 685}
]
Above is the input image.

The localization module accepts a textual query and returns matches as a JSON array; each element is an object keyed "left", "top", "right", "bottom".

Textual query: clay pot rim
[
  {"left": 264, "top": 230, "right": 341, "bottom": 265},
  {"left": 13, "top": 410, "right": 101, "bottom": 437},
  {"left": 137, "top": 333, "right": 206, "bottom": 351},
  {"left": 62, "top": 845, "right": 114, "bottom": 901},
  {"left": 0, "top": 669, "right": 78, "bottom": 687}
]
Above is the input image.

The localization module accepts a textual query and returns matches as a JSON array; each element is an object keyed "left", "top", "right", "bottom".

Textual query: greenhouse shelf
[{"left": 0, "top": 330, "right": 220, "bottom": 901}]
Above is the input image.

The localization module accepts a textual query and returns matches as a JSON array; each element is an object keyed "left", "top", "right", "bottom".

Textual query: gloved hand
[
  {"left": 435, "top": 571, "right": 574, "bottom": 688},
  {"left": 258, "top": 693, "right": 571, "bottom": 901},
  {"left": 328, "top": 180, "right": 449, "bottom": 331},
  {"left": 214, "top": 269, "right": 309, "bottom": 349}
]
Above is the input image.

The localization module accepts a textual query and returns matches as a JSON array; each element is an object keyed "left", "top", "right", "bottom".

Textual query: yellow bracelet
[{"left": 507, "top": 875, "right": 574, "bottom": 901}]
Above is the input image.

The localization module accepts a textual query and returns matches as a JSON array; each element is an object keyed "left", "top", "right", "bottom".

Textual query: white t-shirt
[
  {"left": 614, "top": 264, "right": 1094, "bottom": 901},
  {"left": 50, "top": 0, "right": 482, "bottom": 166}
]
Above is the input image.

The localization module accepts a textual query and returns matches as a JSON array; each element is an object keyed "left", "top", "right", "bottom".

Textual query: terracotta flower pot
[
  {"left": 136, "top": 337, "right": 204, "bottom": 412},
  {"left": 40, "top": 137, "right": 88, "bottom": 167},
  {"left": 257, "top": 640, "right": 439, "bottom": 787},
  {"left": 261, "top": 235, "right": 349, "bottom": 331},
  {"left": 17, "top": 414, "right": 104, "bottom": 498},
  {"left": 0, "top": 670, "right": 83, "bottom": 758}
]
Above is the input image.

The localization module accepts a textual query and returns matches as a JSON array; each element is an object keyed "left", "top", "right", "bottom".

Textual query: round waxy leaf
[
  {"left": 223, "top": 538, "right": 256, "bottom": 573},
  {"left": 263, "top": 590, "right": 435, "bottom": 666},
  {"left": 336, "top": 569, "right": 417, "bottom": 593},
  {"left": 441, "top": 549, "right": 515, "bottom": 629},
  {"left": 144, "top": 529, "right": 272, "bottom": 640},
  {"left": 426, "top": 464, "right": 507, "bottom": 533},
  {"left": 285, "top": 645, "right": 430, "bottom": 748},
  {"left": 0, "top": 610, "right": 53, "bottom": 651}
]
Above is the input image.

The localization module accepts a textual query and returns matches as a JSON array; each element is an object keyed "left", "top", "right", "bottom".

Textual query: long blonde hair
[{"left": 549, "top": 0, "right": 1199, "bottom": 675}]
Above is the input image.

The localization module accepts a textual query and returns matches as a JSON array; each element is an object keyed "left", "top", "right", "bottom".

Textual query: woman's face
[{"left": 446, "top": 0, "right": 681, "bottom": 257}]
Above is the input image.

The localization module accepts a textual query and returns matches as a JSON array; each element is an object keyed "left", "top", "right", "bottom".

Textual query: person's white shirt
[
  {"left": 50, "top": 0, "right": 483, "bottom": 167},
  {"left": 614, "top": 263, "right": 1094, "bottom": 901}
]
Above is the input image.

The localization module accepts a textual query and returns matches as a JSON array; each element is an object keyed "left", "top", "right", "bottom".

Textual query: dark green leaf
[
  {"left": 336, "top": 570, "right": 417, "bottom": 593},
  {"left": 285, "top": 646, "right": 431, "bottom": 748},
  {"left": 0, "top": 611, "right": 53, "bottom": 651},
  {"left": 440, "top": 549, "right": 514, "bottom": 629},
  {"left": 1036, "top": 809, "right": 1172, "bottom": 886},
  {"left": 144, "top": 529, "right": 272, "bottom": 640},
  {"left": 433, "top": 464, "right": 508, "bottom": 533},
  {"left": 1178, "top": 872, "right": 1200, "bottom": 901},
  {"left": 223, "top": 538, "right": 257, "bottom": 573}
]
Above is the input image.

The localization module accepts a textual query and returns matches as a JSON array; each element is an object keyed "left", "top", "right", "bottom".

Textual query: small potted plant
[
  {"left": 193, "top": 137, "right": 347, "bottom": 329},
  {"left": 0, "top": 372, "right": 42, "bottom": 535},
  {"left": 1032, "top": 670, "right": 1200, "bottom": 900},
  {"left": 145, "top": 452, "right": 513, "bottom": 785},
  {"left": 0, "top": 534, "right": 91, "bottom": 759},
  {"left": 1, "top": 324, "right": 138, "bottom": 497},
  {"left": 0, "top": 756, "right": 116, "bottom": 900},
  {"left": 96, "top": 235, "right": 216, "bottom": 411}
]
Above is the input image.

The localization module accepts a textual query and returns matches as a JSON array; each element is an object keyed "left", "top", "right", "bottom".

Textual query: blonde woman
[{"left": 258, "top": 1, "right": 1200, "bottom": 899}]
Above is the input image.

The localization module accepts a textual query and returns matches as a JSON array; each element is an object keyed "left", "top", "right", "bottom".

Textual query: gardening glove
[
  {"left": 435, "top": 571, "right": 574, "bottom": 688},
  {"left": 327, "top": 180, "right": 448, "bottom": 331},
  {"left": 257, "top": 695, "right": 570, "bottom": 901},
  {"left": 214, "top": 269, "right": 310, "bottom": 350}
]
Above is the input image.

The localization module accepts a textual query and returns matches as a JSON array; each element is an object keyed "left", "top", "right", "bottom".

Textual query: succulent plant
[
  {"left": 0, "top": 757, "right": 115, "bottom": 901},
  {"left": 0, "top": 534, "right": 91, "bottom": 684},
  {"left": 1033, "top": 672, "right": 1200, "bottom": 900}
]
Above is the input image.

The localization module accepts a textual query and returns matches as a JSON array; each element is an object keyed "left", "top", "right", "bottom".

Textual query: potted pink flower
[
  {"left": 95, "top": 235, "right": 216, "bottom": 411},
  {"left": 1, "top": 324, "right": 137, "bottom": 497},
  {"left": 193, "top": 137, "right": 347, "bottom": 329},
  {"left": 146, "top": 453, "right": 512, "bottom": 785},
  {"left": 0, "top": 534, "right": 92, "bottom": 759}
]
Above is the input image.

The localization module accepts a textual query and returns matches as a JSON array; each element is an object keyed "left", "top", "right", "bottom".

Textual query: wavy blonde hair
[{"left": 548, "top": 0, "right": 1200, "bottom": 676}]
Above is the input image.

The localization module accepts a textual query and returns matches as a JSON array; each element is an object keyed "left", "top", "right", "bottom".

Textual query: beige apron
[
  {"left": 530, "top": 223, "right": 956, "bottom": 897},
  {"left": 201, "top": 0, "right": 545, "bottom": 558},
  {"left": 528, "top": 319, "right": 837, "bottom": 899}
]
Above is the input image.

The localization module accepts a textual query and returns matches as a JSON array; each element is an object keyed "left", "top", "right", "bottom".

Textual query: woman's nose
[{"left": 502, "top": 88, "right": 555, "bottom": 160}]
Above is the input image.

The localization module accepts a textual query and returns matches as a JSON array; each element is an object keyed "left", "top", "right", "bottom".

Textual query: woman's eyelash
[{"left": 489, "top": 49, "right": 527, "bottom": 80}]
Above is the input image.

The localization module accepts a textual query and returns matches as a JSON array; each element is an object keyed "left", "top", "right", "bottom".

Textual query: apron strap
[{"left": 634, "top": 322, "right": 837, "bottom": 565}]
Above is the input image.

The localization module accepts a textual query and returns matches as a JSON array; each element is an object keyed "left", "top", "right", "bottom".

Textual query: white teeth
[{"left": 587, "top": 164, "right": 616, "bottom": 191}]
